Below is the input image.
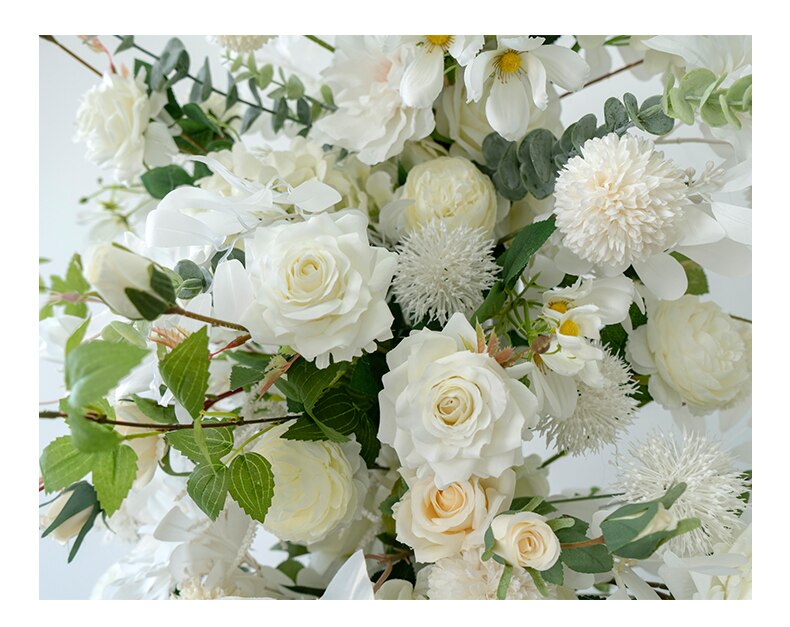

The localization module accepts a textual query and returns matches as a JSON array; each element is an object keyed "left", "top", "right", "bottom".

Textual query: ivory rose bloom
[
  {"left": 393, "top": 470, "right": 515, "bottom": 563},
  {"left": 75, "top": 73, "right": 176, "bottom": 183},
  {"left": 626, "top": 295, "right": 751, "bottom": 415},
  {"left": 217, "top": 212, "right": 397, "bottom": 368},
  {"left": 380, "top": 156, "right": 499, "bottom": 240},
  {"left": 491, "top": 511, "right": 561, "bottom": 571},
  {"left": 253, "top": 420, "right": 368, "bottom": 544},
  {"left": 378, "top": 313, "right": 539, "bottom": 487}
]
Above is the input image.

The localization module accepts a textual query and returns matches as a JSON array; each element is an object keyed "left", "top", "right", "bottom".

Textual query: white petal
[
  {"left": 212, "top": 259, "right": 255, "bottom": 326},
  {"left": 633, "top": 252, "right": 688, "bottom": 301},
  {"left": 625, "top": 326, "right": 655, "bottom": 373},
  {"left": 464, "top": 50, "right": 497, "bottom": 102},
  {"left": 710, "top": 202, "right": 751, "bottom": 245},
  {"left": 719, "top": 159, "right": 751, "bottom": 192},
  {"left": 648, "top": 373, "right": 683, "bottom": 409},
  {"left": 499, "top": 36, "right": 544, "bottom": 52},
  {"left": 287, "top": 178, "right": 342, "bottom": 213},
  {"left": 675, "top": 239, "right": 751, "bottom": 277},
  {"left": 529, "top": 45, "right": 590, "bottom": 91},
  {"left": 400, "top": 47, "right": 445, "bottom": 108},
  {"left": 321, "top": 550, "right": 374, "bottom": 600},
  {"left": 676, "top": 206, "right": 726, "bottom": 246},
  {"left": 448, "top": 35, "right": 485, "bottom": 66},
  {"left": 486, "top": 77, "right": 531, "bottom": 141},
  {"left": 523, "top": 53, "right": 549, "bottom": 110},
  {"left": 143, "top": 121, "right": 177, "bottom": 168},
  {"left": 144, "top": 207, "right": 225, "bottom": 250}
]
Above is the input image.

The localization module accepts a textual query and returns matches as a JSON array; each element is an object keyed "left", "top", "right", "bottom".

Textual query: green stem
[
  {"left": 539, "top": 450, "right": 567, "bottom": 469},
  {"left": 305, "top": 35, "right": 335, "bottom": 53},
  {"left": 122, "top": 431, "right": 160, "bottom": 441},
  {"left": 548, "top": 492, "right": 624, "bottom": 505},
  {"left": 166, "top": 306, "right": 249, "bottom": 332},
  {"left": 730, "top": 314, "right": 752, "bottom": 324},
  {"left": 229, "top": 427, "right": 272, "bottom": 460},
  {"left": 560, "top": 59, "right": 644, "bottom": 100}
]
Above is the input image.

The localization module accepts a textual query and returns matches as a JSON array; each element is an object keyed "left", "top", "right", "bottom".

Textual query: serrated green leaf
[
  {"left": 67, "top": 410, "right": 120, "bottom": 453},
  {"left": 66, "top": 341, "right": 148, "bottom": 409},
  {"left": 229, "top": 365, "right": 266, "bottom": 389},
  {"left": 159, "top": 327, "right": 210, "bottom": 419},
  {"left": 92, "top": 445, "right": 138, "bottom": 516},
  {"left": 165, "top": 419, "right": 235, "bottom": 464},
  {"left": 65, "top": 317, "right": 91, "bottom": 356},
  {"left": 187, "top": 462, "right": 230, "bottom": 520},
  {"left": 130, "top": 394, "right": 178, "bottom": 424},
  {"left": 40, "top": 436, "right": 95, "bottom": 493},
  {"left": 276, "top": 359, "right": 348, "bottom": 412},
  {"left": 101, "top": 321, "right": 148, "bottom": 349},
  {"left": 228, "top": 452, "right": 275, "bottom": 523}
]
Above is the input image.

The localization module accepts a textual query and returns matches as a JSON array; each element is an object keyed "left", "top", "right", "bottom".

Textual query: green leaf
[
  {"left": 275, "top": 359, "right": 349, "bottom": 413},
  {"left": 141, "top": 165, "right": 193, "bottom": 199},
  {"left": 600, "top": 323, "right": 628, "bottom": 359},
  {"left": 165, "top": 419, "right": 235, "bottom": 464},
  {"left": 320, "top": 84, "right": 334, "bottom": 107},
  {"left": 257, "top": 64, "right": 274, "bottom": 89},
  {"left": 471, "top": 282, "right": 506, "bottom": 324},
  {"left": 379, "top": 476, "right": 409, "bottom": 517},
  {"left": 285, "top": 75, "right": 305, "bottom": 100},
  {"left": 41, "top": 482, "right": 101, "bottom": 561},
  {"left": 561, "top": 543, "right": 614, "bottom": 573},
  {"left": 225, "top": 73, "right": 239, "bottom": 110},
  {"left": 541, "top": 559, "right": 564, "bottom": 585},
  {"left": 500, "top": 217, "right": 557, "bottom": 287},
  {"left": 92, "top": 445, "right": 138, "bottom": 516},
  {"left": 482, "top": 133, "right": 513, "bottom": 169},
  {"left": 182, "top": 102, "right": 222, "bottom": 134},
  {"left": 130, "top": 394, "right": 178, "bottom": 424},
  {"left": 101, "top": 321, "right": 148, "bottom": 349},
  {"left": 296, "top": 98, "right": 311, "bottom": 125},
  {"left": 159, "top": 326, "right": 210, "bottom": 419},
  {"left": 67, "top": 410, "right": 120, "bottom": 453},
  {"left": 228, "top": 452, "right": 275, "bottom": 523},
  {"left": 40, "top": 436, "right": 95, "bottom": 493},
  {"left": 187, "top": 462, "right": 230, "bottom": 520},
  {"left": 65, "top": 340, "right": 148, "bottom": 409},
  {"left": 638, "top": 95, "right": 675, "bottom": 135},
  {"left": 497, "top": 564, "right": 513, "bottom": 600},
  {"left": 604, "top": 97, "right": 629, "bottom": 131},
  {"left": 124, "top": 287, "right": 170, "bottom": 320},
  {"left": 273, "top": 98, "right": 289, "bottom": 132},
  {"left": 190, "top": 57, "right": 213, "bottom": 103},
  {"left": 623, "top": 92, "right": 643, "bottom": 130},
  {"left": 150, "top": 38, "right": 190, "bottom": 91},
  {"left": 524, "top": 567, "right": 550, "bottom": 598},
  {"left": 277, "top": 559, "right": 304, "bottom": 582},
  {"left": 229, "top": 365, "right": 266, "bottom": 390},
  {"left": 240, "top": 107, "right": 262, "bottom": 134},
  {"left": 65, "top": 317, "right": 91, "bottom": 356},
  {"left": 571, "top": 113, "right": 597, "bottom": 151},
  {"left": 283, "top": 414, "right": 350, "bottom": 443},
  {"left": 114, "top": 35, "right": 135, "bottom": 54},
  {"left": 671, "top": 252, "right": 709, "bottom": 295},
  {"left": 174, "top": 259, "right": 207, "bottom": 299}
]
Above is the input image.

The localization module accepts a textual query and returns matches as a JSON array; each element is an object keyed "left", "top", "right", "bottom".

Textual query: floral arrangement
[{"left": 39, "top": 34, "right": 752, "bottom": 600}]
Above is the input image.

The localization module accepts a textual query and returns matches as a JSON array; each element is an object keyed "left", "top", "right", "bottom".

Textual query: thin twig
[
  {"left": 560, "top": 59, "right": 644, "bottom": 99},
  {"left": 655, "top": 137, "right": 731, "bottom": 146},
  {"left": 305, "top": 35, "right": 335, "bottom": 53},
  {"left": 166, "top": 306, "right": 249, "bottom": 332},
  {"left": 41, "top": 35, "right": 103, "bottom": 77},
  {"left": 548, "top": 492, "right": 624, "bottom": 505},
  {"left": 539, "top": 450, "right": 567, "bottom": 469},
  {"left": 210, "top": 334, "right": 252, "bottom": 359},
  {"left": 203, "top": 387, "right": 244, "bottom": 411},
  {"left": 85, "top": 413, "right": 296, "bottom": 431}
]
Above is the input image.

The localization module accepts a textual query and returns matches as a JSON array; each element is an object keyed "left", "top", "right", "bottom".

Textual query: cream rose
[
  {"left": 626, "top": 295, "right": 751, "bottom": 415},
  {"left": 491, "top": 511, "right": 561, "bottom": 571},
  {"left": 39, "top": 492, "right": 93, "bottom": 544},
  {"left": 252, "top": 421, "right": 368, "bottom": 544},
  {"left": 378, "top": 313, "right": 539, "bottom": 487},
  {"left": 219, "top": 212, "right": 397, "bottom": 368},
  {"left": 75, "top": 73, "right": 176, "bottom": 183},
  {"left": 380, "top": 156, "right": 499, "bottom": 241},
  {"left": 393, "top": 470, "right": 515, "bottom": 563}
]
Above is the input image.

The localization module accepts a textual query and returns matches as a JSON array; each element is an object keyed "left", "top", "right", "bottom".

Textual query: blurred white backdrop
[{"left": 39, "top": 35, "right": 751, "bottom": 599}]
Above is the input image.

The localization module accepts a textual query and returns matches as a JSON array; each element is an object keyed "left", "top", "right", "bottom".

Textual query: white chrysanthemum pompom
[
  {"left": 392, "top": 220, "right": 500, "bottom": 324},
  {"left": 538, "top": 348, "right": 638, "bottom": 455},
  {"left": 553, "top": 134, "right": 689, "bottom": 268},
  {"left": 210, "top": 36, "right": 271, "bottom": 53},
  {"left": 425, "top": 550, "right": 555, "bottom": 600},
  {"left": 613, "top": 430, "right": 749, "bottom": 557}
]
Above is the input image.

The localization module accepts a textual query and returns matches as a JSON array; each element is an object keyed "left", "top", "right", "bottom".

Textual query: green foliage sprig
[{"left": 663, "top": 69, "right": 751, "bottom": 129}]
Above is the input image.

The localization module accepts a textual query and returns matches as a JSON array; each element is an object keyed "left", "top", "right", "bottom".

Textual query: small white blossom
[{"left": 210, "top": 36, "right": 271, "bottom": 53}]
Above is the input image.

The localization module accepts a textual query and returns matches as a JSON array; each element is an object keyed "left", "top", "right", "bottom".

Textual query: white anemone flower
[
  {"left": 464, "top": 36, "right": 589, "bottom": 140},
  {"left": 397, "top": 36, "right": 484, "bottom": 107},
  {"left": 542, "top": 275, "right": 635, "bottom": 328}
]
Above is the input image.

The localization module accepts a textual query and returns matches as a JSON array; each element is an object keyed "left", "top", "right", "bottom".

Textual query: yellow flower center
[
  {"left": 559, "top": 319, "right": 580, "bottom": 337},
  {"left": 426, "top": 35, "right": 452, "bottom": 49},
  {"left": 549, "top": 301, "right": 569, "bottom": 314},
  {"left": 497, "top": 50, "right": 523, "bottom": 75}
]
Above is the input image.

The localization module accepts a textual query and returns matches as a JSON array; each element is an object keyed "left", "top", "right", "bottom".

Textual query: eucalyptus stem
[
  {"left": 560, "top": 59, "right": 644, "bottom": 100},
  {"left": 655, "top": 137, "right": 731, "bottom": 146},
  {"left": 166, "top": 306, "right": 249, "bottom": 332},
  {"left": 41, "top": 35, "right": 103, "bottom": 77},
  {"left": 548, "top": 492, "right": 624, "bottom": 505},
  {"left": 305, "top": 35, "right": 335, "bottom": 53}
]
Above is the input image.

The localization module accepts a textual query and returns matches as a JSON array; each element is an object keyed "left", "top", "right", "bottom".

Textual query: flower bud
[
  {"left": 491, "top": 511, "right": 561, "bottom": 571},
  {"left": 39, "top": 492, "right": 93, "bottom": 544}
]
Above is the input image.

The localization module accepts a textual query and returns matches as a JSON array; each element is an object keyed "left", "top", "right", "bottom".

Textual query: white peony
[
  {"left": 378, "top": 313, "right": 539, "bottom": 487},
  {"left": 75, "top": 72, "right": 176, "bottom": 183},
  {"left": 253, "top": 421, "right": 368, "bottom": 544},
  {"left": 380, "top": 156, "right": 500, "bottom": 241},
  {"left": 392, "top": 469, "right": 515, "bottom": 563},
  {"left": 627, "top": 295, "right": 751, "bottom": 415},
  {"left": 490, "top": 511, "right": 561, "bottom": 571},
  {"left": 214, "top": 212, "right": 396, "bottom": 368},
  {"left": 313, "top": 36, "right": 435, "bottom": 165}
]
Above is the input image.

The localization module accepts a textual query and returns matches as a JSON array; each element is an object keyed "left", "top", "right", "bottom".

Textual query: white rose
[
  {"left": 378, "top": 313, "right": 539, "bottom": 486},
  {"left": 626, "top": 295, "right": 751, "bottom": 415},
  {"left": 380, "top": 156, "right": 498, "bottom": 240},
  {"left": 393, "top": 470, "right": 515, "bottom": 563},
  {"left": 633, "top": 503, "right": 678, "bottom": 540},
  {"left": 222, "top": 212, "right": 397, "bottom": 368},
  {"left": 84, "top": 244, "right": 171, "bottom": 320},
  {"left": 252, "top": 420, "right": 368, "bottom": 544},
  {"left": 491, "top": 512, "right": 561, "bottom": 571},
  {"left": 113, "top": 402, "right": 165, "bottom": 486},
  {"left": 40, "top": 492, "right": 93, "bottom": 544},
  {"left": 75, "top": 73, "right": 175, "bottom": 183}
]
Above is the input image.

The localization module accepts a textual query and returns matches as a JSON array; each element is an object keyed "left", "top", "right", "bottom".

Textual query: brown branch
[
  {"left": 41, "top": 35, "right": 103, "bottom": 77},
  {"left": 84, "top": 413, "right": 297, "bottom": 431},
  {"left": 560, "top": 59, "right": 644, "bottom": 99},
  {"left": 203, "top": 387, "right": 244, "bottom": 411},
  {"left": 166, "top": 306, "right": 249, "bottom": 332},
  {"left": 210, "top": 334, "right": 252, "bottom": 359},
  {"left": 560, "top": 535, "right": 605, "bottom": 550}
]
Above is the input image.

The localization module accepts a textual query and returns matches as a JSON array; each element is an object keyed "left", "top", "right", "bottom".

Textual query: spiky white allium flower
[
  {"left": 554, "top": 134, "right": 689, "bottom": 269},
  {"left": 210, "top": 36, "right": 271, "bottom": 53},
  {"left": 613, "top": 430, "right": 749, "bottom": 557},
  {"left": 425, "top": 550, "right": 555, "bottom": 600},
  {"left": 538, "top": 348, "right": 638, "bottom": 455},
  {"left": 392, "top": 220, "right": 499, "bottom": 324}
]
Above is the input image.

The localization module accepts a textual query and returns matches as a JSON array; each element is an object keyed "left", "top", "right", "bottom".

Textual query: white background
[{"left": 39, "top": 35, "right": 751, "bottom": 599}]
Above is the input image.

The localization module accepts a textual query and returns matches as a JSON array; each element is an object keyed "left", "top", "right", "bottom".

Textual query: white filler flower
[
  {"left": 378, "top": 313, "right": 539, "bottom": 487},
  {"left": 627, "top": 295, "right": 751, "bottom": 415},
  {"left": 213, "top": 212, "right": 397, "bottom": 368},
  {"left": 614, "top": 430, "right": 749, "bottom": 557},
  {"left": 253, "top": 421, "right": 368, "bottom": 545},
  {"left": 538, "top": 348, "right": 638, "bottom": 455},
  {"left": 210, "top": 36, "right": 271, "bottom": 53},
  {"left": 392, "top": 220, "right": 500, "bottom": 324}
]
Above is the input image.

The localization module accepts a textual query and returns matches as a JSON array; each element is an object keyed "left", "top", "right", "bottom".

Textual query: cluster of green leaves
[
  {"left": 481, "top": 93, "right": 674, "bottom": 202},
  {"left": 663, "top": 69, "right": 751, "bottom": 129},
  {"left": 39, "top": 255, "right": 92, "bottom": 320}
]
